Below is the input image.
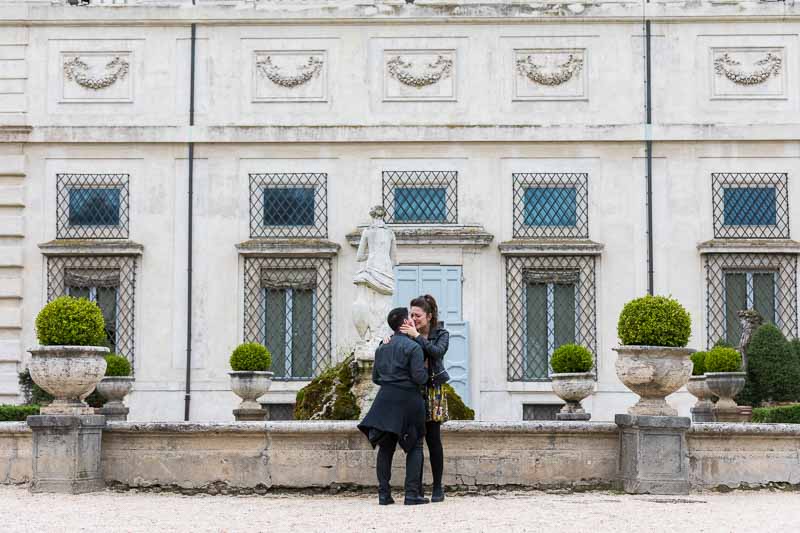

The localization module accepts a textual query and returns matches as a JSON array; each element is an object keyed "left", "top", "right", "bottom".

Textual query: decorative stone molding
[
  {"left": 499, "top": 238, "right": 603, "bottom": 256},
  {"left": 516, "top": 53, "right": 583, "bottom": 86},
  {"left": 236, "top": 238, "right": 340, "bottom": 257},
  {"left": 346, "top": 225, "right": 493, "bottom": 248},
  {"left": 256, "top": 55, "right": 323, "bottom": 88},
  {"left": 386, "top": 55, "right": 453, "bottom": 88},
  {"left": 63, "top": 56, "right": 129, "bottom": 90},
  {"left": 39, "top": 239, "right": 144, "bottom": 257},
  {"left": 697, "top": 239, "right": 800, "bottom": 255},
  {"left": 714, "top": 52, "right": 782, "bottom": 86}
]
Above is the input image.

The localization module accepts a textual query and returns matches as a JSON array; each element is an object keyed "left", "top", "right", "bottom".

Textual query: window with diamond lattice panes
[
  {"left": 513, "top": 173, "right": 588, "bottom": 238},
  {"left": 712, "top": 173, "right": 789, "bottom": 239},
  {"left": 57, "top": 174, "right": 130, "bottom": 239},
  {"left": 250, "top": 173, "right": 327, "bottom": 238},
  {"left": 382, "top": 171, "right": 457, "bottom": 224}
]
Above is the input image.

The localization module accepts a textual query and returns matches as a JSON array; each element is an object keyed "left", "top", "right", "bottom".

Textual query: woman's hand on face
[{"left": 399, "top": 321, "right": 419, "bottom": 339}]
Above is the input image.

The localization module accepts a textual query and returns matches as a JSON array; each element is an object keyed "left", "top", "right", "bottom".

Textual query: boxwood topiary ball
[
  {"left": 230, "top": 342, "right": 272, "bottom": 372},
  {"left": 617, "top": 295, "right": 691, "bottom": 347},
  {"left": 105, "top": 354, "right": 132, "bottom": 377},
  {"left": 690, "top": 351, "right": 707, "bottom": 376},
  {"left": 705, "top": 346, "right": 742, "bottom": 373},
  {"left": 551, "top": 344, "right": 594, "bottom": 374},
  {"left": 35, "top": 296, "right": 107, "bottom": 347}
]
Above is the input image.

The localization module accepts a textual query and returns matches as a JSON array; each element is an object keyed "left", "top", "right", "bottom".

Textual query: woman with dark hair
[{"left": 398, "top": 294, "right": 450, "bottom": 503}]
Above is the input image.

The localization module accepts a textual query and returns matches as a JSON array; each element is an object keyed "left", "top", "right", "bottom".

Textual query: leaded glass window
[
  {"left": 57, "top": 174, "right": 130, "bottom": 239},
  {"left": 513, "top": 173, "right": 588, "bottom": 238},
  {"left": 382, "top": 171, "right": 457, "bottom": 224},
  {"left": 249, "top": 173, "right": 327, "bottom": 238},
  {"left": 712, "top": 173, "right": 789, "bottom": 239}
]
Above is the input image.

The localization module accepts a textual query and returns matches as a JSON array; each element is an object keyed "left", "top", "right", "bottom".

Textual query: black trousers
[
  {"left": 417, "top": 421, "right": 444, "bottom": 494},
  {"left": 376, "top": 433, "right": 423, "bottom": 497}
]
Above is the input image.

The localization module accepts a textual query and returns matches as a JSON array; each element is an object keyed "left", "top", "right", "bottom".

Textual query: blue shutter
[
  {"left": 446, "top": 321, "right": 470, "bottom": 406},
  {"left": 393, "top": 266, "right": 420, "bottom": 308}
]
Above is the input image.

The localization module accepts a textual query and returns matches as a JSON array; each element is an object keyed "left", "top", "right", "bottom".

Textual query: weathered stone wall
[{"left": 4, "top": 421, "right": 800, "bottom": 491}]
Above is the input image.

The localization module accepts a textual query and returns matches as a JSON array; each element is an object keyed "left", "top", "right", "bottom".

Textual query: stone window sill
[
  {"left": 697, "top": 239, "right": 800, "bottom": 255},
  {"left": 236, "top": 238, "right": 340, "bottom": 257},
  {"left": 346, "top": 224, "right": 493, "bottom": 248},
  {"left": 499, "top": 238, "right": 604, "bottom": 256},
  {"left": 39, "top": 239, "right": 143, "bottom": 256}
]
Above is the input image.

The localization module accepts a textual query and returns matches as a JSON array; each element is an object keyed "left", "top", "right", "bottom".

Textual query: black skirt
[{"left": 357, "top": 384, "right": 426, "bottom": 453}]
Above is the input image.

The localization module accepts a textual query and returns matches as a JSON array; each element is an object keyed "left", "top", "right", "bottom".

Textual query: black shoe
[
  {"left": 404, "top": 495, "right": 430, "bottom": 505},
  {"left": 431, "top": 487, "right": 445, "bottom": 503},
  {"left": 379, "top": 494, "right": 395, "bottom": 506}
]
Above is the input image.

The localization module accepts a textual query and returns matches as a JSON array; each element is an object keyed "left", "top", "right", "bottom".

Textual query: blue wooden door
[{"left": 393, "top": 265, "right": 470, "bottom": 405}]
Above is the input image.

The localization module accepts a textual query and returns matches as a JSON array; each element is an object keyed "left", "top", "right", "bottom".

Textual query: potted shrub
[
  {"left": 95, "top": 354, "right": 134, "bottom": 421},
  {"left": 549, "top": 344, "right": 595, "bottom": 421},
  {"left": 229, "top": 342, "right": 273, "bottom": 421},
  {"left": 28, "top": 296, "right": 109, "bottom": 415},
  {"left": 613, "top": 295, "right": 695, "bottom": 416},
  {"left": 704, "top": 346, "right": 746, "bottom": 422},
  {"left": 686, "top": 351, "right": 714, "bottom": 422}
]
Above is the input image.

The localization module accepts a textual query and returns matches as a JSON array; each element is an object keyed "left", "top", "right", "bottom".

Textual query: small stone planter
[
  {"left": 613, "top": 346, "right": 694, "bottom": 417},
  {"left": 96, "top": 376, "right": 135, "bottom": 421},
  {"left": 229, "top": 371, "right": 273, "bottom": 421},
  {"left": 686, "top": 376, "right": 715, "bottom": 422},
  {"left": 28, "top": 345, "right": 109, "bottom": 415},
  {"left": 706, "top": 372, "right": 747, "bottom": 422},
  {"left": 550, "top": 372, "right": 595, "bottom": 421}
]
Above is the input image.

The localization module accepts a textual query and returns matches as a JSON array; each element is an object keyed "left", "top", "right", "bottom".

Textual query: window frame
[
  {"left": 382, "top": 170, "right": 458, "bottom": 225},
  {"left": 512, "top": 173, "right": 588, "bottom": 239},
  {"left": 249, "top": 173, "right": 328, "bottom": 239},
  {"left": 712, "top": 172, "right": 789, "bottom": 239},
  {"left": 56, "top": 173, "right": 130, "bottom": 240}
]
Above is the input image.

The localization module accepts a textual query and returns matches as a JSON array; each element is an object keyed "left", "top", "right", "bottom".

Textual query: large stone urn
[
  {"left": 550, "top": 372, "right": 595, "bottom": 421},
  {"left": 28, "top": 345, "right": 109, "bottom": 415},
  {"left": 229, "top": 371, "right": 273, "bottom": 421},
  {"left": 686, "top": 375, "right": 715, "bottom": 422},
  {"left": 706, "top": 372, "right": 747, "bottom": 422},
  {"left": 96, "top": 376, "right": 135, "bottom": 421},
  {"left": 613, "top": 346, "right": 695, "bottom": 416}
]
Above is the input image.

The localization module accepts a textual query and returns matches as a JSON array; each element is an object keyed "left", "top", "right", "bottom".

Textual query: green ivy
[
  {"left": 705, "top": 346, "right": 742, "bottom": 373},
  {"left": 550, "top": 344, "right": 593, "bottom": 374},
  {"left": 36, "top": 296, "right": 106, "bottom": 346},
  {"left": 105, "top": 354, "right": 132, "bottom": 377},
  {"left": 229, "top": 342, "right": 272, "bottom": 372},
  {"left": 617, "top": 295, "right": 691, "bottom": 347}
]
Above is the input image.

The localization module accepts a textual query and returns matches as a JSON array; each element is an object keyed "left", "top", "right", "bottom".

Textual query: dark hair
[
  {"left": 387, "top": 307, "right": 409, "bottom": 332},
  {"left": 410, "top": 294, "right": 439, "bottom": 331}
]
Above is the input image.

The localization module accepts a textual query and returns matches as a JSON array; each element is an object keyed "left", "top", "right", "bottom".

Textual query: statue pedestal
[{"left": 352, "top": 355, "right": 379, "bottom": 415}]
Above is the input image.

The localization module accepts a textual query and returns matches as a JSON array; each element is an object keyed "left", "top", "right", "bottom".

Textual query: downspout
[
  {"left": 184, "top": 22, "right": 196, "bottom": 421},
  {"left": 644, "top": 16, "right": 654, "bottom": 295}
]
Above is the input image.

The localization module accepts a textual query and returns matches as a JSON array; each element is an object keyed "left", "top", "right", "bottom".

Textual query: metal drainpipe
[
  {"left": 645, "top": 17, "right": 654, "bottom": 295},
  {"left": 184, "top": 22, "right": 196, "bottom": 421}
]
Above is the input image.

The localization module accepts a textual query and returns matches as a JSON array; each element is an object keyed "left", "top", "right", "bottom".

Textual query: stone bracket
[{"left": 615, "top": 414, "right": 691, "bottom": 495}]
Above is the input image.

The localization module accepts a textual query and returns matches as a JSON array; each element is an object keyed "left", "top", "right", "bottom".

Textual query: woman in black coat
[{"left": 399, "top": 294, "right": 450, "bottom": 503}]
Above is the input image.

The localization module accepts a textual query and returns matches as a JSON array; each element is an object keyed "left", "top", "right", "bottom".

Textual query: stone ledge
[
  {"left": 499, "top": 239, "right": 604, "bottom": 256},
  {"left": 38, "top": 239, "right": 144, "bottom": 256},
  {"left": 697, "top": 239, "right": 800, "bottom": 255},
  {"left": 689, "top": 423, "right": 800, "bottom": 436},
  {"left": 236, "top": 238, "right": 340, "bottom": 257},
  {"left": 347, "top": 225, "right": 493, "bottom": 248}
]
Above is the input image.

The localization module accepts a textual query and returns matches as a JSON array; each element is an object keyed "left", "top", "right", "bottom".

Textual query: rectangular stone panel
[
  {"left": 641, "top": 433, "right": 683, "bottom": 476},
  {"left": 60, "top": 51, "right": 133, "bottom": 103},
  {"left": 710, "top": 47, "right": 785, "bottom": 100},
  {"left": 513, "top": 48, "right": 587, "bottom": 101},
  {"left": 252, "top": 50, "right": 327, "bottom": 102},
  {"left": 382, "top": 49, "right": 457, "bottom": 102}
]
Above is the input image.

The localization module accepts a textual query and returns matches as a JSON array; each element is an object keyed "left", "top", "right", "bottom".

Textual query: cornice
[
  {"left": 697, "top": 239, "right": 800, "bottom": 255},
  {"left": 346, "top": 224, "right": 494, "bottom": 248},
  {"left": 498, "top": 238, "right": 604, "bottom": 256},
  {"left": 236, "top": 238, "right": 340, "bottom": 257},
  {"left": 39, "top": 239, "right": 144, "bottom": 256}
]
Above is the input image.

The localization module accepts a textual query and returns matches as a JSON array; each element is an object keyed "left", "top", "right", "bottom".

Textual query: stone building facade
[{"left": 0, "top": 0, "right": 798, "bottom": 422}]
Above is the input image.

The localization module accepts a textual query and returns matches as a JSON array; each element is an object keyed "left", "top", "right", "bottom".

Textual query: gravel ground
[{"left": 2, "top": 485, "right": 799, "bottom": 532}]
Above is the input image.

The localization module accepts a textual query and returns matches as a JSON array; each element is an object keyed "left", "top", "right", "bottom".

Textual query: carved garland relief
[
  {"left": 516, "top": 53, "right": 583, "bottom": 86},
  {"left": 385, "top": 55, "right": 453, "bottom": 88},
  {"left": 62, "top": 55, "right": 130, "bottom": 90},
  {"left": 252, "top": 51, "right": 327, "bottom": 102},
  {"left": 513, "top": 49, "right": 587, "bottom": 101},
  {"left": 256, "top": 55, "right": 324, "bottom": 88},
  {"left": 713, "top": 52, "right": 782, "bottom": 86}
]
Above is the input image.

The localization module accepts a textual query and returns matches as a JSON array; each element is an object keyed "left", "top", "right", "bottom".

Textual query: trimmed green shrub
[
  {"left": 104, "top": 354, "right": 131, "bottom": 377},
  {"left": 0, "top": 404, "right": 39, "bottom": 421},
  {"left": 713, "top": 339, "right": 736, "bottom": 349},
  {"left": 443, "top": 383, "right": 475, "bottom": 420},
  {"left": 752, "top": 404, "right": 800, "bottom": 424},
  {"left": 295, "top": 356, "right": 360, "bottom": 420},
  {"left": 35, "top": 296, "right": 106, "bottom": 346},
  {"left": 690, "top": 351, "right": 707, "bottom": 376},
  {"left": 617, "top": 295, "right": 691, "bottom": 347},
  {"left": 229, "top": 342, "right": 272, "bottom": 372},
  {"left": 705, "top": 346, "right": 742, "bottom": 373},
  {"left": 551, "top": 344, "right": 594, "bottom": 374},
  {"left": 738, "top": 324, "right": 800, "bottom": 407},
  {"left": 18, "top": 369, "right": 53, "bottom": 406}
]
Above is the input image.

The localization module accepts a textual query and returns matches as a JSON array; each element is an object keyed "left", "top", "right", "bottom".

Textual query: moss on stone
[
  {"left": 443, "top": 384, "right": 474, "bottom": 420},
  {"left": 294, "top": 355, "right": 360, "bottom": 420}
]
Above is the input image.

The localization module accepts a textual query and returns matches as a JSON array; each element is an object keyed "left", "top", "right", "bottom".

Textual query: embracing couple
[{"left": 357, "top": 294, "right": 450, "bottom": 506}]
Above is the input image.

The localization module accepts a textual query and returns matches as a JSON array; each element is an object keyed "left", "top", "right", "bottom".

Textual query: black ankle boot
[
  {"left": 404, "top": 495, "right": 430, "bottom": 505},
  {"left": 431, "top": 486, "right": 444, "bottom": 502},
  {"left": 379, "top": 493, "right": 395, "bottom": 506}
]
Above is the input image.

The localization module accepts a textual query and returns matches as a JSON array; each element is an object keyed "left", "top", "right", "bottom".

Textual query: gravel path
[{"left": 2, "top": 485, "right": 799, "bottom": 532}]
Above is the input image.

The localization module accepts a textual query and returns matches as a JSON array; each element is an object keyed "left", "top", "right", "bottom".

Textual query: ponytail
[{"left": 410, "top": 294, "right": 440, "bottom": 330}]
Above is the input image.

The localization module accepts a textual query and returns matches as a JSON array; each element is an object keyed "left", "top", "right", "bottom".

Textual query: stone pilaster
[
  {"left": 27, "top": 414, "right": 106, "bottom": 494},
  {"left": 616, "top": 414, "right": 691, "bottom": 495}
]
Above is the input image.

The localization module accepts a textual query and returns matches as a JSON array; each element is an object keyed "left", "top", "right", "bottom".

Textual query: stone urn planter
[
  {"left": 229, "top": 371, "right": 273, "bottom": 418},
  {"left": 686, "top": 375, "right": 715, "bottom": 422},
  {"left": 613, "top": 346, "right": 694, "bottom": 417},
  {"left": 28, "top": 345, "right": 109, "bottom": 415},
  {"left": 706, "top": 372, "right": 747, "bottom": 422},
  {"left": 228, "top": 342, "right": 274, "bottom": 421},
  {"left": 551, "top": 372, "right": 595, "bottom": 421},
  {"left": 96, "top": 376, "right": 135, "bottom": 421}
]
